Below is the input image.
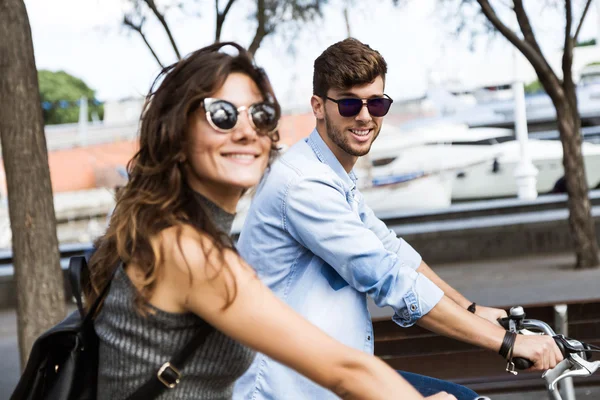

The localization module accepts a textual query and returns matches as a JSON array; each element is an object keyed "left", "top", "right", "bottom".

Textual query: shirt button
[
  {"left": 410, "top": 304, "right": 417, "bottom": 312},
  {"left": 367, "top": 335, "right": 371, "bottom": 341}
]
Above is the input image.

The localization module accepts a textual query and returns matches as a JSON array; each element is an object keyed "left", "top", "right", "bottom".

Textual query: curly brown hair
[{"left": 85, "top": 42, "right": 280, "bottom": 311}]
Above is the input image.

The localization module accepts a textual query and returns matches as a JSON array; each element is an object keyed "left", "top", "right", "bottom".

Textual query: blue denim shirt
[{"left": 233, "top": 129, "right": 444, "bottom": 400}]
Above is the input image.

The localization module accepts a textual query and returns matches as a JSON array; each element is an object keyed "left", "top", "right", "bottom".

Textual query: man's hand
[
  {"left": 425, "top": 392, "right": 457, "bottom": 400},
  {"left": 475, "top": 305, "right": 507, "bottom": 326},
  {"left": 512, "top": 334, "right": 564, "bottom": 371}
]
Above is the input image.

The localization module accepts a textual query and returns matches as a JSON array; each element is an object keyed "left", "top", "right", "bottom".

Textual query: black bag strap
[
  {"left": 68, "top": 255, "right": 119, "bottom": 324},
  {"left": 127, "top": 322, "right": 214, "bottom": 399},
  {"left": 69, "top": 256, "right": 86, "bottom": 318}
]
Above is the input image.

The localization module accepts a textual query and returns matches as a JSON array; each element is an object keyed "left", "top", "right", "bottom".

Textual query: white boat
[
  {"left": 359, "top": 172, "right": 455, "bottom": 214},
  {"left": 357, "top": 124, "right": 501, "bottom": 209},
  {"left": 382, "top": 121, "right": 600, "bottom": 200},
  {"left": 446, "top": 127, "right": 600, "bottom": 200}
]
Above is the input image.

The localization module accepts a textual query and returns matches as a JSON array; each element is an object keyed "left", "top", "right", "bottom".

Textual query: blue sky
[{"left": 24, "top": 0, "right": 600, "bottom": 111}]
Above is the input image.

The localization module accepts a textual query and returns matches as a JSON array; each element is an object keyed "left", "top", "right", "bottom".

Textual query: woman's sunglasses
[
  {"left": 324, "top": 94, "right": 393, "bottom": 118},
  {"left": 202, "top": 98, "right": 279, "bottom": 134}
]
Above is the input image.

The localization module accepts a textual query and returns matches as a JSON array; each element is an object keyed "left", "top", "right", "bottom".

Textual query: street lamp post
[
  {"left": 512, "top": 44, "right": 538, "bottom": 200},
  {"left": 512, "top": 80, "right": 538, "bottom": 200},
  {"left": 78, "top": 96, "right": 88, "bottom": 147}
]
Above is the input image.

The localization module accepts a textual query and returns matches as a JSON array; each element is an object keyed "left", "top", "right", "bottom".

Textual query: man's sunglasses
[
  {"left": 202, "top": 98, "right": 279, "bottom": 134},
  {"left": 324, "top": 94, "right": 393, "bottom": 118}
]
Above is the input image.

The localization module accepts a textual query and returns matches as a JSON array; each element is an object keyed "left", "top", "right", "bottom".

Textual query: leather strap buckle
[{"left": 157, "top": 362, "right": 181, "bottom": 389}]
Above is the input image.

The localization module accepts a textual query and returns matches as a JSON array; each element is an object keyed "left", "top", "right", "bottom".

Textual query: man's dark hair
[{"left": 313, "top": 38, "right": 387, "bottom": 96}]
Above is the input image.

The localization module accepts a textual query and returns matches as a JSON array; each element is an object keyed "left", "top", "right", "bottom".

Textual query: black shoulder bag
[{"left": 11, "top": 256, "right": 213, "bottom": 400}]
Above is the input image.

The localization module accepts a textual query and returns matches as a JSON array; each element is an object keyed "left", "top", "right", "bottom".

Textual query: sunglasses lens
[
  {"left": 337, "top": 99, "right": 364, "bottom": 117},
  {"left": 207, "top": 100, "right": 238, "bottom": 130},
  {"left": 367, "top": 98, "right": 392, "bottom": 117},
  {"left": 249, "top": 103, "right": 279, "bottom": 132}
]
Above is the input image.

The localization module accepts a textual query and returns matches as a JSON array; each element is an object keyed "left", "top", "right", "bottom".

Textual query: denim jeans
[{"left": 398, "top": 371, "right": 479, "bottom": 400}]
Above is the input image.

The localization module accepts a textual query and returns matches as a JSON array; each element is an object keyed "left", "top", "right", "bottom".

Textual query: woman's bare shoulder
[
  {"left": 153, "top": 223, "right": 243, "bottom": 279},
  {"left": 153, "top": 224, "right": 209, "bottom": 268}
]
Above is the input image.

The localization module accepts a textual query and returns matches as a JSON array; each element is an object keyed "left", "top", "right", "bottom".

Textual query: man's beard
[{"left": 324, "top": 113, "right": 378, "bottom": 157}]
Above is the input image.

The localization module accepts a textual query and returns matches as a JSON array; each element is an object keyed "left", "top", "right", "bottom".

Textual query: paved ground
[
  {"left": 437, "top": 252, "right": 600, "bottom": 309},
  {"left": 2, "top": 251, "right": 600, "bottom": 399},
  {"left": 369, "top": 252, "right": 600, "bottom": 319}
]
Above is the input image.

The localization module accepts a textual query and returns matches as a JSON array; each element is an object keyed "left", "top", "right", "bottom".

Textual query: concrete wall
[{"left": 400, "top": 214, "right": 600, "bottom": 264}]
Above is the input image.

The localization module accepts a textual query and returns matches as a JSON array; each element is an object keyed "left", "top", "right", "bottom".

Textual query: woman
[{"left": 86, "top": 42, "right": 455, "bottom": 400}]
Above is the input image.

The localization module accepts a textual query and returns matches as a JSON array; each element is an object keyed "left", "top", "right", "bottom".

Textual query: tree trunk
[
  {"left": 0, "top": 0, "right": 66, "bottom": 367},
  {"left": 474, "top": 0, "right": 599, "bottom": 269},
  {"left": 553, "top": 89, "right": 600, "bottom": 269}
]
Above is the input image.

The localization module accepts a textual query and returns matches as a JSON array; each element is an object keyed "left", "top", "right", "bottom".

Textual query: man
[{"left": 233, "top": 38, "right": 562, "bottom": 400}]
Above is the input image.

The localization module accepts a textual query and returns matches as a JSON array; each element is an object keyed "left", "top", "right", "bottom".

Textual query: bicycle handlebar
[
  {"left": 497, "top": 306, "right": 600, "bottom": 400},
  {"left": 497, "top": 316, "right": 560, "bottom": 369}
]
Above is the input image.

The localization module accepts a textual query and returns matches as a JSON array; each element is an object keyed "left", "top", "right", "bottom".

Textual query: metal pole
[
  {"left": 512, "top": 46, "right": 538, "bottom": 200},
  {"left": 554, "top": 304, "right": 576, "bottom": 400},
  {"left": 78, "top": 96, "right": 88, "bottom": 147}
]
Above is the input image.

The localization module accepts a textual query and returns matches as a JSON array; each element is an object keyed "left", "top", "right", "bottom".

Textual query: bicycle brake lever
[
  {"left": 542, "top": 354, "right": 600, "bottom": 393},
  {"left": 570, "top": 354, "right": 600, "bottom": 375},
  {"left": 542, "top": 358, "right": 577, "bottom": 392}
]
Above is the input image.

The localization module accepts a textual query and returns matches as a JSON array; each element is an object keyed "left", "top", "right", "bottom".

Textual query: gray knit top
[{"left": 95, "top": 193, "right": 255, "bottom": 399}]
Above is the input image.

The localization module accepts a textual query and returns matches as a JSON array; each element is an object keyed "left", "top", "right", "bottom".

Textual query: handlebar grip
[
  {"left": 504, "top": 336, "right": 567, "bottom": 369},
  {"left": 497, "top": 317, "right": 571, "bottom": 370},
  {"left": 513, "top": 357, "right": 534, "bottom": 370},
  {"left": 554, "top": 336, "right": 566, "bottom": 357}
]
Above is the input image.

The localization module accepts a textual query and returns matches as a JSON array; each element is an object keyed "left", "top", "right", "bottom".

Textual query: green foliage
[
  {"left": 524, "top": 79, "right": 544, "bottom": 94},
  {"left": 576, "top": 38, "right": 596, "bottom": 47},
  {"left": 38, "top": 70, "right": 103, "bottom": 125}
]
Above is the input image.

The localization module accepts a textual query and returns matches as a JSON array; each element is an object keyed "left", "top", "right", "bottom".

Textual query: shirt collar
[{"left": 306, "top": 129, "right": 357, "bottom": 190}]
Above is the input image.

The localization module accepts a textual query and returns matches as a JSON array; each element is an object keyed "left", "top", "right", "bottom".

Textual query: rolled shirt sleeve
[{"left": 283, "top": 175, "right": 444, "bottom": 327}]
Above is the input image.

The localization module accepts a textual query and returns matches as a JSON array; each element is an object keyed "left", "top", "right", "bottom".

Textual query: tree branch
[
  {"left": 574, "top": 0, "right": 593, "bottom": 43},
  {"left": 476, "top": 0, "right": 561, "bottom": 94},
  {"left": 222, "top": 0, "right": 237, "bottom": 21},
  {"left": 143, "top": 0, "right": 181, "bottom": 60},
  {"left": 562, "top": 0, "right": 573, "bottom": 87},
  {"left": 512, "top": 0, "right": 546, "bottom": 59},
  {"left": 563, "top": 0, "right": 577, "bottom": 111},
  {"left": 248, "top": 0, "right": 268, "bottom": 56},
  {"left": 512, "top": 0, "right": 564, "bottom": 94},
  {"left": 565, "top": 0, "right": 573, "bottom": 42},
  {"left": 343, "top": 5, "right": 351, "bottom": 38},
  {"left": 123, "top": 16, "right": 165, "bottom": 68},
  {"left": 215, "top": 0, "right": 237, "bottom": 42},
  {"left": 215, "top": 0, "right": 222, "bottom": 42}
]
